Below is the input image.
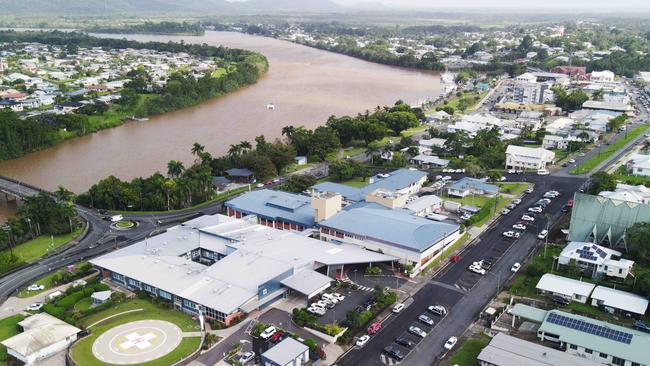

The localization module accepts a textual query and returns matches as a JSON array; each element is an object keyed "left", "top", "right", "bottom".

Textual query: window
[
  {"left": 619, "top": 268, "right": 623, "bottom": 274},
  {"left": 569, "top": 344, "right": 578, "bottom": 350},
  {"left": 584, "top": 348, "right": 592, "bottom": 354},
  {"left": 159, "top": 290, "right": 172, "bottom": 300},
  {"left": 599, "top": 352, "right": 607, "bottom": 358},
  {"left": 612, "top": 357, "right": 625, "bottom": 366},
  {"left": 631, "top": 363, "right": 640, "bottom": 366}
]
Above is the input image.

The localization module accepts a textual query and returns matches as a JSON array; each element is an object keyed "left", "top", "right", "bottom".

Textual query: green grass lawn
[
  {"left": 71, "top": 299, "right": 201, "bottom": 366},
  {"left": 5, "top": 228, "right": 81, "bottom": 265},
  {"left": 74, "top": 297, "right": 93, "bottom": 312},
  {"left": 443, "top": 194, "right": 492, "bottom": 207},
  {"left": 570, "top": 125, "right": 650, "bottom": 174},
  {"left": 447, "top": 336, "right": 490, "bottom": 366},
  {"left": 400, "top": 124, "right": 428, "bottom": 138},
  {"left": 496, "top": 182, "right": 529, "bottom": 196},
  {"left": 0, "top": 314, "right": 27, "bottom": 365}
]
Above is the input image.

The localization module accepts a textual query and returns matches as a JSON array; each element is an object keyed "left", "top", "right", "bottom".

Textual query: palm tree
[
  {"left": 167, "top": 160, "right": 185, "bottom": 178},
  {"left": 366, "top": 143, "right": 380, "bottom": 165},
  {"left": 163, "top": 179, "right": 176, "bottom": 211},
  {"left": 54, "top": 186, "right": 75, "bottom": 203},
  {"left": 239, "top": 141, "right": 252, "bottom": 152},
  {"left": 191, "top": 142, "right": 205, "bottom": 162},
  {"left": 228, "top": 144, "right": 242, "bottom": 157},
  {"left": 281, "top": 126, "right": 295, "bottom": 140}
]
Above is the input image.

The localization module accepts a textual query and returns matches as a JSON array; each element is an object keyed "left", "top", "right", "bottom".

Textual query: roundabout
[{"left": 92, "top": 320, "right": 183, "bottom": 365}]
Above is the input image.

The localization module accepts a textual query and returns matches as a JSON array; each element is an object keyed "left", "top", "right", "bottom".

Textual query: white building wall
[{"left": 9, "top": 335, "right": 77, "bottom": 364}]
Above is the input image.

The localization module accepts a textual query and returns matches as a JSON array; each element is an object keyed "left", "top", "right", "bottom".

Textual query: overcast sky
[{"left": 331, "top": 0, "right": 650, "bottom": 10}]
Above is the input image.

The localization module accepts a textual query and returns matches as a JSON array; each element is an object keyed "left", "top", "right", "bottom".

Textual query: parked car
[
  {"left": 27, "top": 284, "right": 44, "bottom": 291},
  {"left": 552, "top": 295, "right": 570, "bottom": 306},
  {"left": 568, "top": 158, "right": 576, "bottom": 163},
  {"left": 322, "top": 294, "right": 339, "bottom": 304},
  {"left": 537, "top": 169, "right": 550, "bottom": 176},
  {"left": 538, "top": 230, "right": 548, "bottom": 239},
  {"left": 367, "top": 321, "right": 382, "bottom": 335},
  {"left": 502, "top": 231, "right": 520, "bottom": 238},
  {"left": 525, "top": 187, "right": 534, "bottom": 194},
  {"left": 331, "top": 293, "right": 345, "bottom": 301},
  {"left": 307, "top": 307, "right": 326, "bottom": 316},
  {"left": 512, "top": 199, "right": 522, "bottom": 205},
  {"left": 469, "top": 263, "right": 486, "bottom": 275},
  {"left": 450, "top": 255, "right": 461, "bottom": 263},
  {"left": 418, "top": 314, "right": 434, "bottom": 326},
  {"left": 383, "top": 346, "right": 404, "bottom": 360},
  {"left": 521, "top": 215, "right": 535, "bottom": 222},
  {"left": 260, "top": 326, "right": 277, "bottom": 340},
  {"left": 392, "top": 303, "right": 405, "bottom": 313},
  {"left": 237, "top": 351, "right": 255, "bottom": 364},
  {"left": 444, "top": 336, "right": 458, "bottom": 350},
  {"left": 501, "top": 208, "right": 510, "bottom": 215},
  {"left": 481, "top": 258, "right": 493, "bottom": 270},
  {"left": 460, "top": 213, "right": 473, "bottom": 221},
  {"left": 395, "top": 335, "right": 415, "bottom": 348},
  {"left": 428, "top": 304, "right": 447, "bottom": 316},
  {"left": 356, "top": 335, "right": 370, "bottom": 347},
  {"left": 512, "top": 224, "right": 526, "bottom": 231},
  {"left": 506, "top": 203, "right": 516, "bottom": 209},
  {"left": 528, "top": 206, "right": 543, "bottom": 213},
  {"left": 270, "top": 331, "right": 286, "bottom": 343},
  {"left": 25, "top": 303, "right": 43, "bottom": 311},
  {"left": 511, "top": 262, "right": 521, "bottom": 273},
  {"left": 408, "top": 325, "right": 427, "bottom": 338}
]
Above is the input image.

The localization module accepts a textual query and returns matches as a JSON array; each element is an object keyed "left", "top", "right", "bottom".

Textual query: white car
[
  {"left": 256, "top": 183, "right": 264, "bottom": 188},
  {"left": 501, "top": 208, "right": 510, "bottom": 215},
  {"left": 538, "top": 230, "right": 548, "bottom": 239},
  {"left": 521, "top": 215, "right": 535, "bottom": 222},
  {"left": 568, "top": 159, "right": 576, "bottom": 163},
  {"left": 72, "top": 279, "right": 87, "bottom": 288},
  {"left": 525, "top": 187, "right": 534, "bottom": 194},
  {"left": 259, "top": 326, "right": 277, "bottom": 339},
  {"left": 322, "top": 294, "right": 339, "bottom": 304},
  {"left": 528, "top": 207, "right": 543, "bottom": 213},
  {"left": 27, "top": 284, "right": 44, "bottom": 291},
  {"left": 507, "top": 169, "right": 516, "bottom": 174},
  {"left": 25, "top": 303, "right": 43, "bottom": 311},
  {"left": 356, "top": 335, "right": 370, "bottom": 347},
  {"left": 237, "top": 351, "right": 255, "bottom": 365},
  {"left": 511, "top": 262, "right": 521, "bottom": 272},
  {"left": 392, "top": 303, "right": 405, "bottom": 313},
  {"left": 512, "top": 199, "right": 522, "bottom": 205},
  {"left": 331, "top": 293, "right": 346, "bottom": 301},
  {"left": 502, "top": 231, "right": 520, "bottom": 238},
  {"left": 444, "top": 336, "right": 458, "bottom": 350},
  {"left": 499, "top": 176, "right": 507, "bottom": 181},
  {"left": 307, "top": 307, "right": 326, "bottom": 316},
  {"left": 512, "top": 223, "right": 527, "bottom": 230},
  {"left": 468, "top": 264, "right": 486, "bottom": 275},
  {"left": 408, "top": 325, "right": 427, "bottom": 338}
]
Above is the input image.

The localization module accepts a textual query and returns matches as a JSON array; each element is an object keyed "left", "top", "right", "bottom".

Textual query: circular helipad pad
[{"left": 92, "top": 319, "right": 183, "bottom": 364}]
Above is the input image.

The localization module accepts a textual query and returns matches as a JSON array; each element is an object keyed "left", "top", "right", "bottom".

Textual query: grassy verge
[
  {"left": 0, "top": 315, "right": 27, "bottom": 365},
  {"left": 496, "top": 182, "right": 529, "bottom": 196},
  {"left": 570, "top": 125, "right": 650, "bottom": 174},
  {"left": 4, "top": 228, "right": 81, "bottom": 265},
  {"left": 401, "top": 124, "right": 428, "bottom": 138},
  {"left": 71, "top": 299, "right": 201, "bottom": 366},
  {"left": 447, "top": 336, "right": 490, "bottom": 366},
  {"left": 473, "top": 197, "right": 510, "bottom": 227},
  {"left": 422, "top": 232, "right": 470, "bottom": 275}
]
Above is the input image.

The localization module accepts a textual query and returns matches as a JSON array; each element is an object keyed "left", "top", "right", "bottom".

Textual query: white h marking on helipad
[{"left": 120, "top": 332, "right": 157, "bottom": 350}]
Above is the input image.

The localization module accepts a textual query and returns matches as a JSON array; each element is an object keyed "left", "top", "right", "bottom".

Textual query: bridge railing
[{"left": 0, "top": 174, "right": 54, "bottom": 195}]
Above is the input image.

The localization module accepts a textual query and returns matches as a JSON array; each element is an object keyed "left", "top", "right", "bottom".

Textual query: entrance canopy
[{"left": 281, "top": 270, "right": 333, "bottom": 299}]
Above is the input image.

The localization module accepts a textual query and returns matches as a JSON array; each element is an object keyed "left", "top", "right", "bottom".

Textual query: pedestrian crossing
[
  {"left": 380, "top": 354, "right": 399, "bottom": 365},
  {"left": 341, "top": 278, "right": 374, "bottom": 292}
]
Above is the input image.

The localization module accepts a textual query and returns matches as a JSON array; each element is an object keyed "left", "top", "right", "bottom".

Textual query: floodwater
[
  {"left": 0, "top": 31, "right": 443, "bottom": 193},
  {"left": 0, "top": 195, "right": 17, "bottom": 224}
]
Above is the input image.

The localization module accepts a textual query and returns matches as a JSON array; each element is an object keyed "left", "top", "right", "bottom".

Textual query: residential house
[
  {"left": 590, "top": 286, "right": 648, "bottom": 317},
  {"left": 590, "top": 70, "right": 615, "bottom": 83},
  {"left": 535, "top": 273, "right": 595, "bottom": 303},
  {"left": 558, "top": 242, "right": 634, "bottom": 280},
  {"left": 410, "top": 154, "right": 449, "bottom": 169},
  {"left": 599, "top": 183, "right": 650, "bottom": 204},
  {"left": 625, "top": 153, "right": 650, "bottom": 177},
  {"left": 448, "top": 177, "right": 498, "bottom": 198}
]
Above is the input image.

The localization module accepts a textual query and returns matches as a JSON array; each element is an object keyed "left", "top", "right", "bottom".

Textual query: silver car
[
  {"left": 409, "top": 325, "right": 427, "bottom": 338},
  {"left": 418, "top": 314, "right": 434, "bottom": 326}
]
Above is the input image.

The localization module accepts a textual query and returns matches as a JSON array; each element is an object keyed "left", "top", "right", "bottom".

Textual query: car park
[
  {"left": 395, "top": 335, "right": 415, "bottom": 348},
  {"left": 521, "top": 215, "right": 535, "bottom": 222},
  {"left": 383, "top": 346, "right": 404, "bottom": 360},
  {"left": 27, "top": 284, "right": 44, "bottom": 291},
  {"left": 502, "top": 230, "right": 520, "bottom": 238},
  {"left": 444, "top": 336, "right": 458, "bottom": 350},
  {"left": 25, "top": 303, "right": 43, "bottom": 311},
  {"left": 237, "top": 351, "right": 255, "bottom": 364},
  {"left": 418, "top": 314, "right": 435, "bottom": 326},
  {"left": 367, "top": 321, "right": 382, "bottom": 335},
  {"left": 511, "top": 262, "right": 521, "bottom": 272},
  {"left": 469, "top": 263, "right": 486, "bottom": 275},
  {"left": 356, "top": 335, "right": 370, "bottom": 347},
  {"left": 408, "top": 325, "right": 427, "bottom": 338},
  {"left": 537, "top": 230, "right": 548, "bottom": 239},
  {"left": 428, "top": 304, "right": 447, "bottom": 316},
  {"left": 512, "top": 223, "right": 526, "bottom": 230},
  {"left": 528, "top": 206, "right": 543, "bottom": 213},
  {"left": 393, "top": 303, "right": 405, "bottom": 313},
  {"left": 260, "top": 326, "right": 277, "bottom": 339}
]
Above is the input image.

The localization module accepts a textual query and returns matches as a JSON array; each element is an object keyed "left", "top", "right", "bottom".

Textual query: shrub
[
  {"left": 365, "top": 266, "right": 381, "bottom": 275},
  {"left": 43, "top": 303, "right": 65, "bottom": 319},
  {"left": 292, "top": 308, "right": 316, "bottom": 327},
  {"left": 336, "top": 330, "right": 353, "bottom": 345},
  {"left": 323, "top": 323, "right": 344, "bottom": 336},
  {"left": 303, "top": 338, "right": 317, "bottom": 350},
  {"left": 251, "top": 322, "right": 269, "bottom": 337}
]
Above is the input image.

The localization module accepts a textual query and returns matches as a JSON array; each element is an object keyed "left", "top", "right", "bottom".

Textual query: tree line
[{"left": 89, "top": 21, "right": 205, "bottom": 36}]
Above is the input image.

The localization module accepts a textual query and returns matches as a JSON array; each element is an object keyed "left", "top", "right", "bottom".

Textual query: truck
[{"left": 110, "top": 214, "right": 123, "bottom": 223}]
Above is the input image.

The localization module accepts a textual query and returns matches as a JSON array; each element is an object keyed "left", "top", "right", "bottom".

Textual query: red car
[
  {"left": 270, "top": 331, "right": 285, "bottom": 343},
  {"left": 567, "top": 199, "right": 574, "bottom": 208},
  {"left": 367, "top": 322, "right": 382, "bottom": 335},
  {"left": 450, "top": 255, "right": 461, "bottom": 263}
]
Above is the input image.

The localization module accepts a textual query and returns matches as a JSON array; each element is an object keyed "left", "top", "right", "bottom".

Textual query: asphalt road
[{"left": 337, "top": 174, "right": 586, "bottom": 366}]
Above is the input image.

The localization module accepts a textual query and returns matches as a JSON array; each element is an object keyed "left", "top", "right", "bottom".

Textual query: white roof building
[
  {"left": 418, "top": 138, "right": 446, "bottom": 149},
  {"left": 591, "top": 286, "right": 649, "bottom": 316},
  {"left": 1, "top": 313, "right": 81, "bottom": 365},
  {"left": 626, "top": 153, "right": 650, "bottom": 177},
  {"left": 515, "top": 72, "right": 538, "bottom": 84},
  {"left": 559, "top": 242, "right": 634, "bottom": 280},
  {"left": 446, "top": 121, "right": 484, "bottom": 137},
  {"left": 546, "top": 117, "right": 575, "bottom": 134},
  {"left": 505, "top": 145, "right": 555, "bottom": 170},
  {"left": 599, "top": 183, "right": 650, "bottom": 204},
  {"left": 410, "top": 154, "right": 449, "bottom": 168},
  {"left": 590, "top": 70, "right": 615, "bottom": 83},
  {"left": 536, "top": 274, "right": 595, "bottom": 303},
  {"left": 460, "top": 113, "right": 503, "bottom": 127},
  {"left": 404, "top": 195, "right": 443, "bottom": 216}
]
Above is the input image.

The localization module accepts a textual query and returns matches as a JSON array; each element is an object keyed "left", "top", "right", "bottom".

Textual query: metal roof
[
  {"left": 225, "top": 189, "right": 316, "bottom": 228},
  {"left": 510, "top": 303, "right": 548, "bottom": 323},
  {"left": 319, "top": 203, "right": 460, "bottom": 253},
  {"left": 404, "top": 195, "right": 442, "bottom": 213},
  {"left": 450, "top": 177, "right": 499, "bottom": 194},
  {"left": 262, "top": 337, "right": 309, "bottom": 365},
  {"left": 280, "top": 269, "right": 332, "bottom": 298},
  {"left": 536, "top": 274, "right": 595, "bottom": 298},
  {"left": 225, "top": 168, "right": 254, "bottom": 177},
  {"left": 2, "top": 314, "right": 80, "bottom": 358},
  {"left": 590, "top": 286, "right": 649, "bottom": 315},
  {"left": 313, "top": 169, "right": 427, "bottom": 202},
  {"left": 478, "top": 332, "right": 600, "bottom": 366}
]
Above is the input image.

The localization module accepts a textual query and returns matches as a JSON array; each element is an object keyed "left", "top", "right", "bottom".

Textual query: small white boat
[{"left": 266, "top": 103, "right": 275, "bottom": 110}]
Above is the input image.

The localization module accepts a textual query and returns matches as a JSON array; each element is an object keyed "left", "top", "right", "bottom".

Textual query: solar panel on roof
[
  {"left": 596, "top": 248, "right": 607, "bottom": 258},
  {"left": 546, "top": 313, "right": 633, "bottom": 344}
]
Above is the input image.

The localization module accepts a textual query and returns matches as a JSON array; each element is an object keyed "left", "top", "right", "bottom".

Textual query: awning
[{"left": 281, "top": 270, "right": 333, "bottom": 298}]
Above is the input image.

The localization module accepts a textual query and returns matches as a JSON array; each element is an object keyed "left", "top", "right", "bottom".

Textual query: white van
[
  {"left": 47, "top": 290, "right": 63, "bottom": 301},
  {"left": 537, "top": 169, "right": 550, "bottom": 176},
  {"left": 110, "top": 214, "right": 123, "bottom": 222}
]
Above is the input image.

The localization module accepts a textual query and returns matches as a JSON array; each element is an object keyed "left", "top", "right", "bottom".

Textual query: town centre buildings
[{"left": 90, "top": 214, "right": 394, "bottom": 325}]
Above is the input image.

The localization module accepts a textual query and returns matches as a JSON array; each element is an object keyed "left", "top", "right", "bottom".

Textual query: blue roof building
[
  {"left": 312, "top": 169, "right": 428, "bottom": 202},
  {"left": 225, "top": 189, "right": 315, "bottom": 231},
  {"left": 448, "top": 177, "right": 499, "bottom": 198},
  {"left": 319, "top": 203, "right": 461, "bottom": 272}
]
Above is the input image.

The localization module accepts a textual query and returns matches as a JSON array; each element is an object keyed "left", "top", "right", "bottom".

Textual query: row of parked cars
[{"left": 307, "top": 292, "right": 346, "bottom": 316}]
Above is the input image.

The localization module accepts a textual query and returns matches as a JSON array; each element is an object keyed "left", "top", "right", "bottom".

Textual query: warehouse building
[{"left": 90, "top": 214, "right": 395, "bottom": 325}]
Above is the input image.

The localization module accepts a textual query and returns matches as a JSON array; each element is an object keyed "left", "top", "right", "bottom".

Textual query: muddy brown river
[{"left": 0, "top": 31, "right": 443, "bottom": 200}]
